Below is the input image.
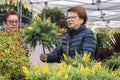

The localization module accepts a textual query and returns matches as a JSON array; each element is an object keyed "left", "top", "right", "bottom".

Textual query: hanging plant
[{"left": 23, "top": 18, "right": 60, "bottom": 54}]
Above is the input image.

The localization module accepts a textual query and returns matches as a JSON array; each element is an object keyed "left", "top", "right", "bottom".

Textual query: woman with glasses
[
  {"left": 2, "top": 11, "right": 31, "bottom": 56},
  {"left": 3, "top": 10, "right": 19, "bottom": 31},
  {"left": 40, "top": 6, "right": 96, "bottom": 62}
]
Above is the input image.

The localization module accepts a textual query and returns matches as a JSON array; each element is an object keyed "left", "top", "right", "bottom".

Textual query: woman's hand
[{"left": 40, "top": 53, "right": 47, "bottom": 62}]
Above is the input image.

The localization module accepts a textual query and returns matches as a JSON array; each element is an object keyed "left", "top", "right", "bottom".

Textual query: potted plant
[{"left": 23, "top": 18, "right": 60, "bottom": 54}]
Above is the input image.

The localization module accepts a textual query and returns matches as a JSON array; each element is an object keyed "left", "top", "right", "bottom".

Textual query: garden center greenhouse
[
  {"left": 0, "top": 0, "right": 120, "bottom": 28},
  {"left": 0, "top": 0, "right": 120, "bottom": 80},
  {"left": 24, "top": 0, "right": 120, "bottom": 28}
]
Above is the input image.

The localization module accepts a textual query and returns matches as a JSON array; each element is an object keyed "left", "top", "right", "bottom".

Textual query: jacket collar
[{"left": 68, "top": 24, "right": 87, "bottom": 37}]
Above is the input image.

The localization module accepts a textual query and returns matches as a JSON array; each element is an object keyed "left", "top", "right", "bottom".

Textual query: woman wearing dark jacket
[{"left": 40, "top": 6, "right": 96, "bottom": 63}]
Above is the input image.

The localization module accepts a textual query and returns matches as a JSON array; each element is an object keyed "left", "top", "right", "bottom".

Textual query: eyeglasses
[
  {"left": 66, "top": 16, "right": 78, "bottom": 21},
  {"left": 7, "top": 20, "right": 19, "bottom": 25}
]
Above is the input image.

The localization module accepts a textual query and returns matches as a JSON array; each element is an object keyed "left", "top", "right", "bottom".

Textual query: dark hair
[
  {"left": 4, "top": 10, "right": 19, "bottom": 23},
  {"left": 67, "top": 6, "right": 88, "bottom": 24}
]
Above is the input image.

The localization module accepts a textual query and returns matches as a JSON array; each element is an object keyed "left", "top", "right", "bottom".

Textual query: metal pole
[{"left": 18, "top": 1, "right": 22, "bottom": 28}]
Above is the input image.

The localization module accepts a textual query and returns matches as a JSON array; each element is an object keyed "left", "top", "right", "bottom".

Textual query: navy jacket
[{"left": 47, "top": 24, "right": 96, "bottom": 62}]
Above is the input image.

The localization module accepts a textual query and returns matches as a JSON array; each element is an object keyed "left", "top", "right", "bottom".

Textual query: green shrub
[
  {"left": 0, "top": 31, "right": 30, "bottom": 79},
  {"left": 104, "top": 53, "right": 120, "bottom": 70},
  {"left": 23, "top": 18, "right": 60, "bottom": 53},
  {"left": 22, "top": 53, "right": 120, "bottom": 80}
]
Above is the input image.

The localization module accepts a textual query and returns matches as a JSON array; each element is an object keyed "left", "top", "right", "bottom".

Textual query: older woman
[
  {"left": 3, "top": 10, "right": 19, "bottom": 31},
  {"left": 40, "top": 6, "right": 96, "bottom": 62}
]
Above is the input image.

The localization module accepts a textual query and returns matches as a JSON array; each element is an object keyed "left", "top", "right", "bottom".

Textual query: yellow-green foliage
[
  {"left": 0, "top": 31, "right": 30, "bottom": 79},
  {"left": 94, "top": 28, "right": 120, "bottom": 47},
  {"left": 94, "top": 27, "right": 120, "bottom": 37},
  {"left": 22, "top": 53, "right": 120, "bottom": 80},
  {"left": 23, "top": 18, "right": 60, "bottom": 50}
]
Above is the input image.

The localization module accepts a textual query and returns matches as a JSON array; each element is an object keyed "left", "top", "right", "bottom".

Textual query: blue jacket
[{"left": 47, "top": 24, "right": 96, "bottom": 62}]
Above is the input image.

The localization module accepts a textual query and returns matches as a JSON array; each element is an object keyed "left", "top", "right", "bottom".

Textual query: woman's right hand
[{"left": 40, "top": 53, "right": 47, "bottom": 62}]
